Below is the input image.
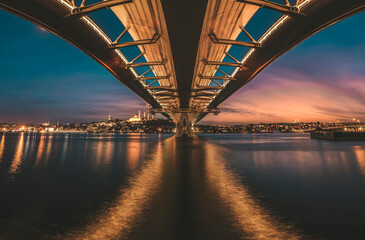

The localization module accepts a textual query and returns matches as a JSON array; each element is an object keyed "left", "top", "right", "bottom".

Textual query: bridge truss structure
[{"left": 1, "top": 0, "right": 364, "bottom": 136}]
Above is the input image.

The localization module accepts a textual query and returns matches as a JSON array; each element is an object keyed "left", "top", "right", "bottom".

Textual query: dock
[{"left": 311, "top": 131, "right": 365, "bottom": 140}]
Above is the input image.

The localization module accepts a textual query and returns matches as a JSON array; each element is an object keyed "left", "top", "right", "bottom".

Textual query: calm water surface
[{"left": 0, "top": 132, "right": 365, "bottom": 239}]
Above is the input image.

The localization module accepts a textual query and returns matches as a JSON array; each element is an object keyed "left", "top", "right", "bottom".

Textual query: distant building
[
  {"left": 128, "top": 114, "right": 142, "bottom": 123},
  {"left": 41, "top": 122, "right": 50, "bottom": 127},
  {"left": 45, "top": 127, "right": 55, "bottom": 132},
  {"left": 127, "top": 110, "right": 155, "bottom": 123},
  {"left": 128, "top": 110, "right": 142, "bottom": 123}
]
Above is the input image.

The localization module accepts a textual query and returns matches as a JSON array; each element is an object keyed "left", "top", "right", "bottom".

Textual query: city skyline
[{"left": 0, "top": 11, "right": 364, "bottom": 124}]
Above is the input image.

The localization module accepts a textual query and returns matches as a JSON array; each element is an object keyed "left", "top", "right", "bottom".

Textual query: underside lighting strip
[
  {"left": 56, "top": 0, "right": 174, "bottom": 109},
  {"left": 56, "top": 0, "right": 138, "bottom": 77},
  {"left": 231, "top": 0, "right": 311, "bottom": 78},
  {"left": 197, "top": 0, "right": 311, "bottom": 110}
]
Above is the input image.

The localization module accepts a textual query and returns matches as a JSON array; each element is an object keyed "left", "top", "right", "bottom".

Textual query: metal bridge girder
[
  {"left": 193, "top": 92, "right": 217, "bottom": 97},
  {"left": 193, "top": 98, "right": 213, "bottom": 101},
  {"left": 127, "top": 59, "right": 167, "bottom": 68},
  {"left": 209, "top": 33, "right": 262, "bottom": 48},
  {"left": 155, "top": 96, "right": 177, "bottom": 101},
  {"left": 138, "top": 77, "right": 168, "bottom": 81},
  {"left": 149, "top": 107, "right": 220, "bottom": 114},
  {"left": 202, "top": 59, "right": 248, "bottom": 70},
  {"left": 148, "top": 87, "right": 176, "bottom": 92},
  {"left": 236, "top": 0, "right": 305, "bottom": 16},
  {"left": 152, "top": 92, "right": 177, "bottom": 97},
  {"left": 135, "top": 75, "right": 170, "bottom": 81},
  {"left": 109, "top": 33, "right": 160, "bottom": 49},
  {"left": 194, "top": 86, "right": 224, "bottom": 91},
  {"left": 199, "top": 75, "right": 236, "bottom": 81},
  {"left": 69, "top": 0, "right": 134, "bottom": 17}
]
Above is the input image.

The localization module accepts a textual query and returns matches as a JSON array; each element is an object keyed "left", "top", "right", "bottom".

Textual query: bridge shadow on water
[
  {"left": 64, "top": 135, "right": 301, "bottom": 240},
  {"left": 4, "top": 133, "right": 365, "bottom": 239}
]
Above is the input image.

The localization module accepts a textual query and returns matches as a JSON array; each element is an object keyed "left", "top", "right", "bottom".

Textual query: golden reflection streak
[
  {"left": 353, "top": 146, "right": 365, "bottom": 176},
  {"left": 34, "top": 134, "right": 46, "bottom": 167},
  {"left": 9, "top": 133, "right": 25, "bottom": 174},
  {"left": 204, "top": 143, "right": 301, "bottom": 240},
  {"left": 95, "top": 137, "right": 104, "bottom": 167},
  {"left": 126, "top": 137, "right": 141, "bottom": 170},
  {"left": 44, "top": 134, "right": 54, "bottom": 163},
  {"left": 65, "top": 139, "right": 164, "bottom": 240},
  {"left": 0, "top": 134, "right": 5, "bottom": 161},
  {"left": 103, "top": 138, "right": 114, "bottom": 166},
  {"left": 23, "top": 133, "right": 31, "bottom": 159},
  {"left": 61, "top": 134, "right": 69, "bottom": 164}
]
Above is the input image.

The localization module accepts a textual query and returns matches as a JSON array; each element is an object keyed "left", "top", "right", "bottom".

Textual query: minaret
[
  {"left": 108, "top": 115, "right": 111, "bottom": 121},
  {"left": 138, "top": 110, "right": 141, "bottom": 119},
  {"left": 144, "top": 111, "right": 146, "bottom": 119}
]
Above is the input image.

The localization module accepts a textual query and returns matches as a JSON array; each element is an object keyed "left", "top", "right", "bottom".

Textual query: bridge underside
[
  {"left": 0, "top": 0, "right": 163, "bottom": 110},
  {"left": 0, "top": 0, "right": 364, "bottom": 137},
  {"left": 200, "top": 0, "right": 365, "bottom": 122}
]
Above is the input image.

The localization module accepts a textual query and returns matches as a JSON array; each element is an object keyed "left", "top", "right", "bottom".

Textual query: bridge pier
[{"left": 173, "top": 113, "right": 194, "bottom": 138}]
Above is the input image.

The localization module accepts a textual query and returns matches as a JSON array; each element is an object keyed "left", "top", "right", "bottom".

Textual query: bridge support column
[{"left": 173, "top": 112, "right": 194, "bottom": 138}]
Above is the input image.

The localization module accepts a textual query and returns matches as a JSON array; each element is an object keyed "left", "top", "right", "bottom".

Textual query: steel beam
[
  {"left": 149, "top": 107, "right": 220, "bottom": 114},
  {"left": 69, "top": 0, "right": 133, "bottom": 17},
  {"left": 194, "top": 86, "right": 223, "bottom": 90},
  {"left": 155, "top": 96, "right": 177, "bottom": 100},
  {"left": 205, "top": 78, "right": 224, "bottom": 87},
  {"left": 135, "top": 75, "right": 170, "bottom": 81},
  {"left": 157, "top": 100, "right": 176, "bottom": 103},
  {"left": 139, "top": 68, "right": 153, "bottom": 78},
  {"left": 216, "top": 68, "right": 230, "bottom": 77},
  {"left": 129, "top": 52, "right": 145, "bottom": 64},
  {"left": 193, "top": 95, "right": 214, "bottom": 98},
  {"left": 209, "top": 33, "right": 262, "bottom": 48},
  {"left": 236, "top": 0, "right": 303, "bottom": 16},
  {"left": 193, "top": 98, "right": 212, "bottom": 101},
  {"left": 193, "top": 92, "right": 217, "bottom": 97},
  {"left": 153, "top": 92, "right": 177, "bottom": 97},
  {"left": 109, "top": 33, "right": 160, "bottom": 48},
  {"left": 157, "top": 99, "right": 176, "bottom": 101},
  {"left": 199, "top": 75, "right": 236, "bottom": 81},
  {"left": 156, "top": 98, "right": 175, "bottom": 100},
  {"left": 127, "top": 59, "right": 167, "bottom": 68},
  {"left": 202, "top": 59, "right": 247, "bottom": 69},
  {"left": 146, "top": 79, "right": 159, "bottom": 87},
  {"left": 239, "top": 26, "right": 257, "bottom": 43},
  {"left": 147, "top": 86, "right": 176, "bottom": 91},
  {"left": 192, "top": 89, "right": 220, "bottom": 93},
  {"left": 113, "top": 26, "right": 131, "bottom": 43}
]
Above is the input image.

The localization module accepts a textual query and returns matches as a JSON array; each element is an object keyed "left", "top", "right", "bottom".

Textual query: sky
[{"left": 0, "top": 7, "right": 364, "bottom": 124}]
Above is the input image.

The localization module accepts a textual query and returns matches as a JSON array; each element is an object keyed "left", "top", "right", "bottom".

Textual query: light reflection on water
[
  {"left": 35, "top": 133, "right": 46, "bottom": 167},
  {"left": 0, "top": 134, "right": 5, "bottom": 162},
  {"left": 0, "top": 133, "right": 365, "bottom": 239},
  {"left": 127, "top": 138, "right": 141, "bottom": 171},
  {"left": 354, "top": 145, "right": 365, "bottom": 176},
  {"left": 60, "top": 134, "right": 69, "bottom": 165},
  {"left": 201, "top": 133, "right": 365, "bottom": 239},
  {"left": 0, "top": 132, "right": 171, "bottom": 240},
  {"left": 204, "top": 142, "right": 300, "bottom": 240},
  {"left": 65, "top": 138, "right": 164, "bottom": 240},
  {"left": 9, "top": 132, "right": 24, "bottom": 174}
]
